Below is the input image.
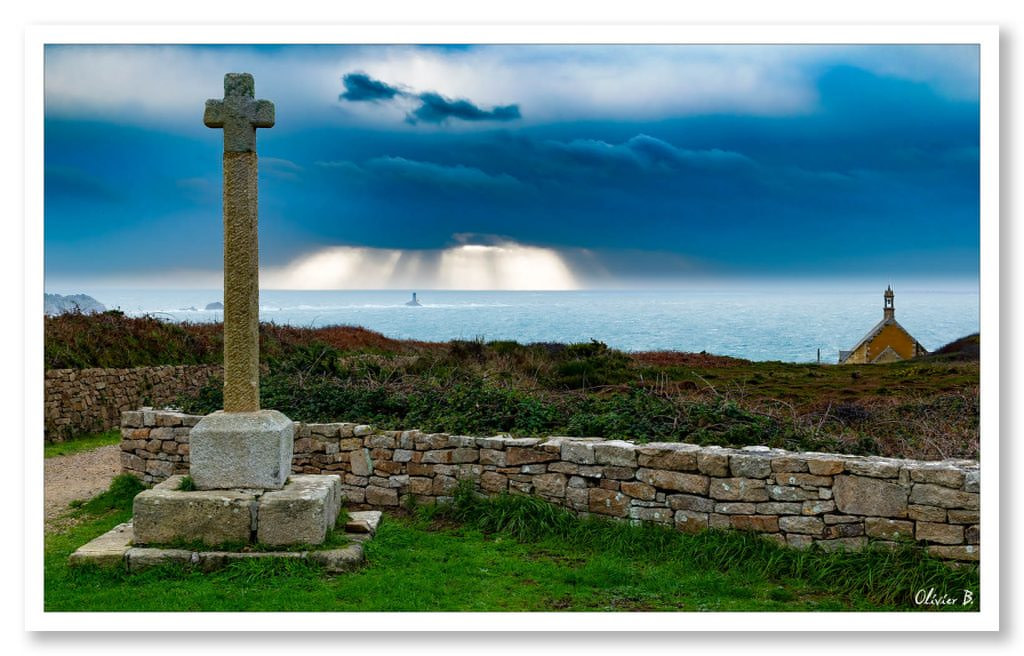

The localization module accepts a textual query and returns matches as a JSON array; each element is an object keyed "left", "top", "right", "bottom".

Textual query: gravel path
[{"left": 44, "top": 444, "right": 120, "bottom": 532}]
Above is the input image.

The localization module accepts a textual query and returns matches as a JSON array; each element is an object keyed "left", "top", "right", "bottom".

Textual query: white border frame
[{"left": 24, "top": 24, "right": 999, "bottom": 633}]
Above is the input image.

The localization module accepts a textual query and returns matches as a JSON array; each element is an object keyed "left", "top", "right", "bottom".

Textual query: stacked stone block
[
  {"left": 45, "top": 365, "right": 222, "bottom": 441},
  {"left": 122, "top": 410, "right": 981, "bottom": 562}
]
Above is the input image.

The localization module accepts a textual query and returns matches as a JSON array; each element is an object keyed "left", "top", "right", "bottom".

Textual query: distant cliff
[{"left": 44, "top": 293, "right": 106, "bottom": 316}]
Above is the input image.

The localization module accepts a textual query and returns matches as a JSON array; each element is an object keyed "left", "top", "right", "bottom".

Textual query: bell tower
[{"left": 883, "top": 285, "right": 895, "bottom": 321}]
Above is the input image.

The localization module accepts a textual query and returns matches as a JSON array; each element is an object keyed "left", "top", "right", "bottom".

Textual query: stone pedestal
[
  {"left": 189, "top": 410, "right": 294, "bottom": 490},
  {"left": 131, "top": 474, "right": 343, "bottom": 548}
]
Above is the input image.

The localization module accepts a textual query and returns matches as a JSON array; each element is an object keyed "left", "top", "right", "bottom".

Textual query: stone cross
[{"left": 204, "top": 73, "right": 275, "bottom": 413}]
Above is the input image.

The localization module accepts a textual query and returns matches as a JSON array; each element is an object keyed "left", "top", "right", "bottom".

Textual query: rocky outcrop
[{"left": 44, "top": 293, "right": 105, "bottom": 315}]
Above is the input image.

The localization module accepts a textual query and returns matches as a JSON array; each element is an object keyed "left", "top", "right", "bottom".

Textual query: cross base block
[{"left": 190, "top": 410, "right": 294, "bottom": 490}]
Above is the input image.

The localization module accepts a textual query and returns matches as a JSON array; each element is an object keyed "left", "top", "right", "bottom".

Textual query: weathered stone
[
  {"left": 756, "top": 502, "right": 803, "bottom": 515},
  {"left": 823, "top": 514, "right": 861, "bottom": 525},
  {"left": 815, "top": 537, "right": 867, "bottom": 552},
  {"left": 594, "top": 441, "right": 637, "bottom": 467},
  {"left": 730, "top": 454, "right": 772, "bottom": 478},
  {"left": 451, "top": 448, "right": 479, "bottom": 464},
  {"left": 714, "top": 502, "right": 756, "bottom": 514},
  {"left": 309, "top": 543, "right": 366, "bottom": 573},
  {"left": 708, "top": 513, "right": 731, "bottom": 529},
  {"left": 823, "top": 522, "right": 864, "bottom": 539},
  {"left": 480, "top": 471, "right": 508, "bottom": 493},
  {"left": 345, "top": 510, "right": 382, "bottom": 535},
  {"left": 132, "top": 477, "right": 256, "bottom": 546},
  {"left": 189, "top": 410, "right": 293, "bottom": 490},
  {"left": 366, "top": 433, "right": 396, "bottom": 449},
  {"left": 916, "top": 522, "right": 964, "bottom": 545},
  {"left": 864, "top": 517, "right": 914, "bottom": 541},
  {"left": 393, "top": 449, "right": 415, "bottom": 463},
  {"left": 667, "top": 494, "right": 715, "bottom": 513},
  {"left": 475, "top": 436, "right": 507, "bottom": 450},
  {"left": 766, "top": 485, "right": 817, "bottom": 501},
  {"left": 637, "top": 444, "right": 698, "bottom": 471},
  {"left": 730, "top": 515, "right": 779, "bottom": 533},
  {"left": 561, "top": 441, "right": 596, "bottom": 464},
  {"left": 307, "top": 423, "right": 340, "bottom": 437},
  {"left": 121, "top": 411, "right": 143, "bottom": 428},
  {"left": 257, "top": 475, "right": 341, "bottom": 547},
  {"left": 480, "top": 449, "right": 507, "bottom": 466},
  {"left": 801, "top": 500, "right": 835, "bottom": 515},
  {"left": 908, "top": 504, "right": 947, "bottom": 522},
  {"left": 802, "top": 458, "right": 843, "bottom": 472},
  {"left": 909, "top": 484, "right": 979, "bottom": 510},
  {"left": 588, "top": 488, "right": 630, "bottom": 517},
  {"left": 908, "top": 467, "right": 964, "bottom": 489},
  {"left": 927, "top": 545, "right": 979, "bottom": 561},
  {"left": 534, "top": 473, "right": 567, "bottom": 497},
  {"left": 777, "top": 472, "right": 833, "bottom": 488},
  {"left": 709, "top": 477, "right": 768, "bottom": 501},
  {"left": 697, "top": 450, "right": 730, "bottom": 477},
  {"left": 845, "top": 459, "right": 900, "bottom": 478},
  {"left": 365, "top": 485, "right": 398, "bottom": 506},
  {"left": 770, "top": 456, "right": 808, "bottom": 473},
  {"left": 68, "top": 522, "right": 133, "bottom": 568},
  {"left": 520, "top": 463, "right": 547, "bottom": 475},
  {"left": 965, "top": 524, "right": 979, "bottom": 544},
  {"left": 421, "top": 449, "right": 454, "bottom": 464},
  {"left": 337, "top": 438, "right": 363, "bottom": 451},
  {"left": 636, "top": 469, "right": 709, "bottom": 495},
  {"left": 547, "top": 461, "right": 578, "bottom": 474},
  {"left": 620, "top": 481, "right": 656, "bottom": 501},
  {"left": 947, "top": 510, "right": 979, "bottom": 524},
  {"left": 409, "top": 476, "right": 433, "bottom": 495},
  {"left": 353, "top": 424, "right": 373, "bottom": 437},
  {"left": 786, "top": 534, "right": 815, "bottom": 549},
  {"left": 506, "top": 447, "right": 558, "bottom": 466},
  {"left": 833, "top": 475, "right": 908, "bottom": 518},
  {"left": 629, "top": 506, "right": 673, "bottom": 523},
  {"left": 598, "top": 479, "right": 620, "bottom": 491},
  {"left": 674, "top": 510, "right": 708, "bottom": 534},
  {"left": 964, "top": 470, "right": 980, "bottom": 493},
  {"left": 126, "top": 547, "right": 195, "bottom": 573},
  {"left": 601, "top": 466, "right": 635, "bottom": 480},
  {"left": 349, "top": 448, "right": 373, "bottom": 476},
  {"left": 778, "top": 516, "right": 824, "bottom": 535}
]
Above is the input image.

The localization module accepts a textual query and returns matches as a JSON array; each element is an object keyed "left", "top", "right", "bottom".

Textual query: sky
[{"left": 43, "top": 44, "right": 981, "bottom": 290}]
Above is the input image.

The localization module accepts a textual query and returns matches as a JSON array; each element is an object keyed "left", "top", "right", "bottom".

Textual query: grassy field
[
  {"left": 44, "top": 430, "right": 121, "bottom": 458},
  {"left": 45, "top": 478, "right": 979, "bottom": 613},
  {"left": 45, "top": 312, "right": 979, "bottom": 460}
]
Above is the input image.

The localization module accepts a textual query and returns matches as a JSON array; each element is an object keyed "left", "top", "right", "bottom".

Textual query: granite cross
[{"left": 204, "top": 73, "right": 274, "bottom": 413}]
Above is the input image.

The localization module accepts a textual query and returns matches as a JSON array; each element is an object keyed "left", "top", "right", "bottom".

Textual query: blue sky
[{"left": 43, "top": 44, "right": 980, "bottom": 290}]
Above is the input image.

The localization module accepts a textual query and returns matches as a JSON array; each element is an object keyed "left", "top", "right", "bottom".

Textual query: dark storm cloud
[
  {"left": 338, "top": 71, "right": 521, "bottom": 125},
  {"left": 408, "top": 92, "right": 521, "bottom": 124},
  {"left": 339, "top": 72, "right": 403, "bottom": 102}
]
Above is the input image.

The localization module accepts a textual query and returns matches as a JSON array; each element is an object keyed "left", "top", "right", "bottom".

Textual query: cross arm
[
  {"left": 204, "top": 99, "right": 226, "bottom": 128},
  {"left": 251, "top": 100, "right": 275, "bottom": 128}
]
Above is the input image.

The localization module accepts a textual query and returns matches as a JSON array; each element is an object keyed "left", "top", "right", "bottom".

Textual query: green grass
[
  {"left": 44, "top": 430, "right": 121, "bottom": 458},
  {"left": 45, "top": 478, "right": 979, "bottom": 612}
]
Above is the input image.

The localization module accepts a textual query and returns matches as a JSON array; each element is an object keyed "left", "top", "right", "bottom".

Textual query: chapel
[{"left": 838, "top": 286, "right": 928, "bottom": 364}]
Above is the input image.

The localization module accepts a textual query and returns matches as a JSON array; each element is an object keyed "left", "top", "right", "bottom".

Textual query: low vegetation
[
  {"left": 45, "top": 477, "right": 978, "bottom": 612},
  {"left": 46, "top": 312, "right": 980, "bottom": 460},
  {"left": 44, "top": 430, "right": 121, "bottom": 459}
]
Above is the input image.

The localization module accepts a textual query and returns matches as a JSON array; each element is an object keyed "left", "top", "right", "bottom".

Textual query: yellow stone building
[{"left": 839, "top": 286, "right": 928, "bottom": 364}]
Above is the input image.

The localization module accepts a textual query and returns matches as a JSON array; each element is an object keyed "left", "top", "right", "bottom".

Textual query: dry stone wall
[
  {"left": 45, "top": 366, "right": 221, "bottom": 441},
  {"left": 122, "top": 410, "right": 981, "bottom": 562}
]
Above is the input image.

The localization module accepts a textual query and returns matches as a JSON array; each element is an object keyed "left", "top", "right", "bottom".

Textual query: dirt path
[{"left": 44, "top": 444, "right": 120, "bottom": 532}]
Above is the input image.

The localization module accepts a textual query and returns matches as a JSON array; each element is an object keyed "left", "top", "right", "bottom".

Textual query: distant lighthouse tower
[{"left": 405, "top": 292, "right": 422, "bottom": 307}]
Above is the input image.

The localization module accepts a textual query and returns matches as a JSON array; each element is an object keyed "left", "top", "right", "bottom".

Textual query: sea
[{"left": 56, "top": 285, "right": 980, "bottom": 364}]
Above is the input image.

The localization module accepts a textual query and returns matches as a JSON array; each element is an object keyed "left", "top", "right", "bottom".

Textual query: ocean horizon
[{"left": 46, "top": 285, "right": 980, "bottom": 364}]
